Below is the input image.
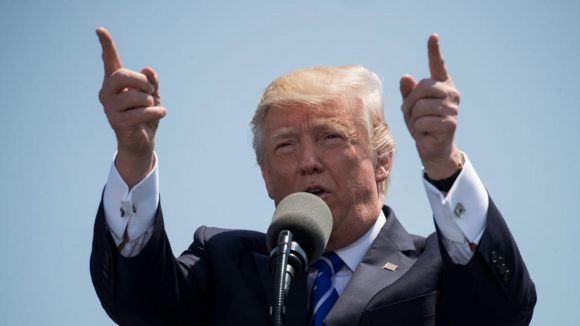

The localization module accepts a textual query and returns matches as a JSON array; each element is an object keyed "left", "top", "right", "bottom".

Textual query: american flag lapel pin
[{"left": 382, "top": 262, "right": 399, "bottom": 271}]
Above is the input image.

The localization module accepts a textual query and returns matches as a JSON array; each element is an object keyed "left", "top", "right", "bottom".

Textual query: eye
[
  {"left": 274, "top": 142, "right": 294, "bottom": 154},
  {"left": 321, "top": 133, "right": 344, "bottom": 145}
]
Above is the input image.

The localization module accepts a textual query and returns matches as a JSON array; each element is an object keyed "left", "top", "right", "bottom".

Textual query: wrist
[
  {"left": 422, "top": 150, "right": 463, "bottom": 180},
  {"left": 115, "top": 149, "right": 155, "bottom": 189}
]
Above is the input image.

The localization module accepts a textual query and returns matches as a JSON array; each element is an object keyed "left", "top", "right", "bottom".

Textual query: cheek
[
  {"left": 338, "top": 148, "right": 374, "bottom": 181},
  {"left": 345, "top": 158, "right": 377, "bottom": 196},
  {"left": 266, "top": 165, "right": 295, "bottom": 198}
]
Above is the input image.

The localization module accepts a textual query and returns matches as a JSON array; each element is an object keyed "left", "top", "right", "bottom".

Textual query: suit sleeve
[
  {"left": 436, "top": 198, "right": 537, "bottom": 325},
  {"left": 90, "top": 197, "right": 214, "bottom": 325}
]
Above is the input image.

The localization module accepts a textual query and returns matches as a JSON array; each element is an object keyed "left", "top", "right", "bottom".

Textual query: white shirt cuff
[
  {"left": 103, "top": 152, "right": 160, "bottom": 248},
  {"left": 423, "top": 153, "right": 488, "bottom": 264}
]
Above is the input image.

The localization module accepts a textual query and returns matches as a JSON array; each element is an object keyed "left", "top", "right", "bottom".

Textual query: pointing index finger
[
  {"left": 428, "top": 34, "right": 449, "bottom": 82},
  {"left": 96, "top": 27, "right": 122, "bottom": 77}
]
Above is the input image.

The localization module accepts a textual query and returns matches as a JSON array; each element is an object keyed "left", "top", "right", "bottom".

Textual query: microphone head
[{"left": 266, "top": 192, "right": 333, "bottom": 264}]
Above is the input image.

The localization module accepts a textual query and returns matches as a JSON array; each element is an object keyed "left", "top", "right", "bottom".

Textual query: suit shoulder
[
  {"left": 405, "top": 232, "right": 441, "bottom": 263},
  {"left": 407, "top": 232, "right": 439, "bottom": 251}
]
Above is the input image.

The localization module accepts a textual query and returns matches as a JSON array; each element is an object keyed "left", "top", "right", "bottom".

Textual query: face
[{"left": 259, "top": 99, "right": 390, "bottom": 250}]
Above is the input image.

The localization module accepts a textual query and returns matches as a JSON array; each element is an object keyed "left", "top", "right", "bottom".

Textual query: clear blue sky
[{"left": 1, "top": 1, "right": 578, "bottom": 325}]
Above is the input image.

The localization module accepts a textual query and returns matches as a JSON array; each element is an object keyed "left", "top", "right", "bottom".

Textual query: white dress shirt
[{"left": 103, "top": 152, "right": 488, "bottom": 267}]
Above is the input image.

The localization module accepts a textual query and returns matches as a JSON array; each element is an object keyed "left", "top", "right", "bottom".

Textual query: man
[{"left": 91, "top": 27, "right": 536, "bottom": 325}]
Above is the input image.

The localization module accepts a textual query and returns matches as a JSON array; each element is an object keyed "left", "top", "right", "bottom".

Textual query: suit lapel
[
  {"left": 324, "top": 207, "right": 418, "bottom": 325},
  {"left": 253, "top": 252, "right": 307, "bottom": 326}
]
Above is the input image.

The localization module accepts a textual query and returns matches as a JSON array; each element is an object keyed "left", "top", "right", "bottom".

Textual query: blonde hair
[{"left": 251, "top": 65, "right": 396, "bottom": 195}]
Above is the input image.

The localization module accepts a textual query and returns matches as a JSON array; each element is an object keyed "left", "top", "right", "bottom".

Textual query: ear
[
  {"left": 259, "top": 162, "right": 275, "bottom": 199},
  {"left": 374, "top": 155, "right": 392, "bottom": 183}
]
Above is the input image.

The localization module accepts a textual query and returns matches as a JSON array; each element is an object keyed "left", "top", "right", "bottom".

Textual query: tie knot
[{"left": 313, "top": 252, "right": 345, "bottom": 276}]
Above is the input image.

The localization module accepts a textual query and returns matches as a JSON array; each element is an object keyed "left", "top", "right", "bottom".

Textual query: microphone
[{"left": 266, "top": 192, "right": 333, "bottom": 326}]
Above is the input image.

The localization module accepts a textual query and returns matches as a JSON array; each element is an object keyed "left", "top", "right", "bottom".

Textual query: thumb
[{"left": 399, "top": 74, "right": 417, "bottom": 99}]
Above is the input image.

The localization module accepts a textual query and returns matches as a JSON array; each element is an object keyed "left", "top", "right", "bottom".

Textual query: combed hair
[{"left": 250, "top": 65, "right": 396, "bottom": 195}]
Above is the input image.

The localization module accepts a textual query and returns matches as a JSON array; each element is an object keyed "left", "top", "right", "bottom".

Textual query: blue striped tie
[{"left": 309, "top": 252, "right": 345, "bottom": 326}]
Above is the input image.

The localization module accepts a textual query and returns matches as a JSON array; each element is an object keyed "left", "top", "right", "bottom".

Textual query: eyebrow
[
  {"left": 270, "top": 127, "right": 296, "bottom": 141},
  {"left": 269, "top": 118, "right": 356, "bottom": 141},
  {"left": 314, "top": 118, "right": 358, "bottom": 142}
]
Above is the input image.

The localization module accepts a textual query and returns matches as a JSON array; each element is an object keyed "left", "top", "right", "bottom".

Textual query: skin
[
  {"left": 96, "top": 28, "right": 462, "bottom": 248},
  {"left": 96, "top": 27, "right": 166, "bottom": 188},
  {"left": 258, "top": 100, "right": 390, "bottom": 251},
  {"left": 400, "top": 34, "right": 462, "bottom": 180}
]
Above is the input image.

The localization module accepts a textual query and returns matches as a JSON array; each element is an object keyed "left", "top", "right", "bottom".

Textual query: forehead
[{"left": 263, "top": 98, "right": 364, "bottom": 132}]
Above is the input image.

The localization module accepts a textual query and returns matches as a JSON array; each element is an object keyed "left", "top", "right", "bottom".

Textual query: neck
[{"left": 325, "top": 204, "right": 382, "bottom": 251}]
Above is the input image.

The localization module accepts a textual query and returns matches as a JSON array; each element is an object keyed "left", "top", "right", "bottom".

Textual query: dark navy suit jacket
[{"left": 90, "top": 198, "right": 536, "bottom": 325}]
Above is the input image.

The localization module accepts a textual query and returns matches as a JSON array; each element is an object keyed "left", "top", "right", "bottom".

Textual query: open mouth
[{"left": 304, "top": 187, "right": 328, "bottom": 197}]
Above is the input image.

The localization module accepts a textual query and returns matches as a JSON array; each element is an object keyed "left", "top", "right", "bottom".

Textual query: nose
[{"left": 298, "top": 141, "right": 323, "bottom": 175}]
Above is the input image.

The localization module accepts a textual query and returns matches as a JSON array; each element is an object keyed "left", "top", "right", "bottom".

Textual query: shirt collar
[{"left": 335, "top": 209, "right": 386, "bottom": 273}]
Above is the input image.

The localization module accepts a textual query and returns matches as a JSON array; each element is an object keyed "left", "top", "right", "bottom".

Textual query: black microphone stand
[{"left": 270, "top": 230, "right": 307, "bottom": 326}]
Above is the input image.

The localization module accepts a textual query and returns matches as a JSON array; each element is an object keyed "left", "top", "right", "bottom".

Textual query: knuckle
[
  {"left": 110, "top": 69, "right": 122, "bottom": 79},
  {"left": 445, "top": 117, "right": 457, "bottom": 129},
  {"left": 98, "top": 89, "right": 107, "bottom": 103},
  {"left": 448, "top": 89, "right": 461, "bottom": 103},
  {"left": 449, "top": 104, "right": 459, "bottom": 115},
  {"left": 111, "top": 68, "right": 130, "bottom": 80},
  {"left": 117, "top": 67, "right": 130, "bottom": 76},
  {"left": 448, "top": 124, "right": 457, "bottom": 134},
  {"left": 145, "top": 95, "right": 155, "bottom": 107}
]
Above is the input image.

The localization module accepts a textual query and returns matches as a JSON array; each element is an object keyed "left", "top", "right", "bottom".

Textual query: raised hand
[
  {"left": 400, "top": 34, "right": 462, "bottom": 180},
  {"left": 96, "top": 27, "right": 166, "bottom": 187}
]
